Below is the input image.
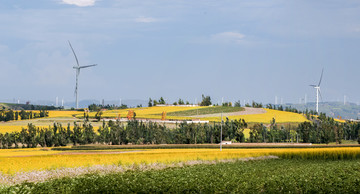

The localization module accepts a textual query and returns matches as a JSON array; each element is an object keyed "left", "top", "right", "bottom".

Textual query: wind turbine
[
  {"left": 309, "top": 69, "right": 324, "bottom": 113},
  {"left": 68, "top": 41, "right": 97, "bottom": 109}
]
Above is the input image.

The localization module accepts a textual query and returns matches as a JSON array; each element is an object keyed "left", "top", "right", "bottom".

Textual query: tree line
[
  {"left": 0, "top": 116, "right": 359, "bottom": 149},
  {"left": 0, "top": 119, "right": 247, "bottom": 148},
  {"left": 248, "top": 116, "right": 360, "bottom": 144},
  {"left": 0, "top": 110, "right": 49, "bottom": 122}
]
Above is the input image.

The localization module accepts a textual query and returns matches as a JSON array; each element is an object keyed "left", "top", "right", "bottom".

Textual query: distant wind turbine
[
  {"left": 68, "top": 41, "right": 97, "bottom": 109},
  {"left": 309, "top": 68, "right": 324, "bottom": 113}
]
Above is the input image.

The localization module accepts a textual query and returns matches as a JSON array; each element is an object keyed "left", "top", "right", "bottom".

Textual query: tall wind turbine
[
  {"left": 309, "top": 69, "right": 324, "bottom": 113},
  {"left": 68, "top": 41, "right": 97, "bottom": 109}
]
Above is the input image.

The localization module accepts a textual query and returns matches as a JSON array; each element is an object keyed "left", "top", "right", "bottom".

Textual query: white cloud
[
  {"left": 211, "top": 31, "right": 245, "bottom": 43},
  {"left": 134, "top": 16, "right": 158, "bottom": 23},
  {"left": 62, "top": 0, "right": 96, "bottom": 7}
]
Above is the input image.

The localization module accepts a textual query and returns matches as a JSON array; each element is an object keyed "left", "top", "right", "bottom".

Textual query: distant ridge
[
  {"left": 286, "top": 102, "right": 360, "bottom": 120},
  {"left": 1, "top": 99, "right": 148, "bottom": 109},
  {"left": 0, "top": 103, "right": 58, "bottom": 110}
]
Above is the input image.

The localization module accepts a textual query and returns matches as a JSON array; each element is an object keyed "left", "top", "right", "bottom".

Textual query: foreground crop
[
  {"left": 3, "top": 159, "right": 360, "bottom": 193},
  {"left": 1, "top": 147, "right": 360, "bottom": 175}
]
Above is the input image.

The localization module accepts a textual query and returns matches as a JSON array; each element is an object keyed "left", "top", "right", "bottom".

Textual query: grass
[
  {"left": 4, "top": 159, "right": 360, "bottom": 193},
  {"left": 166, "top": 106, "right": 244, "bottom": 116}
]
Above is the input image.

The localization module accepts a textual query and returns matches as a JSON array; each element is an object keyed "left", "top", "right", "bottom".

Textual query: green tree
[
  {"left": 159, "top": 97, "right": 166, "bottom": 104},
  {"left": 148, "top": 98, "right": 153, "bottom": 107},
  {"left": 200, "top": 95, "right": 211, "bottom": 106}
]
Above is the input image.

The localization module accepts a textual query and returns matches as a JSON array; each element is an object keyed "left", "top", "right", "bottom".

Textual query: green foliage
[
  {"left": 252, "top": 101, "right": 263, "bottom": 108},
  {"left": 88, "top": 103, "right": 127, "bottom": 111},
  {"left": 234, "top": 100, "right": 241, "bottom": 107},
  {"left": 200, "top": 94, "right": 211, "bottom": 106},
  {"left": 178, "top": 98, "right": 184, "bottom": 105},
  {"left": 159, "top": 97, "right": 166, "bottom": 105},
  {"left": 167, "top": 106, "right": 244, "bottom": 116},
  {"left": 95, "top": 110, "right": 103, "bottom": 121},
  {"left": 148, "top": 98, "right": 152, "bottom": 107},
  {"left": 0, "top": 110, "right": 49, "bottom": 122},
  {"left": 4, "top": 159, "right": 360, "bottom": 193}
]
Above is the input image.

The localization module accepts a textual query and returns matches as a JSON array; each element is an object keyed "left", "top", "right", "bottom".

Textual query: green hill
[
  {"left": 0, "top": 103, "right": 58, "bottom": 110},
  {"left": 288, "top": 102, "right": 360, "bottom": 120}
]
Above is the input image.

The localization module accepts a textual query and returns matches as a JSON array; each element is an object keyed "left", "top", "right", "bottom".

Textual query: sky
[{"left": 0, "top": 0, "right": 360, "bottom": 105}]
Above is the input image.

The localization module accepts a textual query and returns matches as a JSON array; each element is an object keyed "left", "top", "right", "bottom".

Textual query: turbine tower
[
  {"left": 68, "top": 41, "right": 97, "bottom": 109},
  {"left": 309, "top": 69, "right": 324, "bottom": 113}
]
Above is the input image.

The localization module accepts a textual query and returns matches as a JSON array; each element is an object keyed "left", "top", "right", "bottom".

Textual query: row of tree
[
  {"left": 248, "top": 116, "right": 360, "bottom": 144},
  {"left": 0, "top": 116, "right": 359, "bottom": 149},
  {"left": 0, "top": 119, "right": 247, "bottom": 148},
  {"left": 148, "top": 95, "right": 213, "bottom": 107},
  {"left": 0, "top": 110, "right": 49, "bottom": 122},
  {"left": 88, "top": 103, "right": 128, "bottom": 111}
]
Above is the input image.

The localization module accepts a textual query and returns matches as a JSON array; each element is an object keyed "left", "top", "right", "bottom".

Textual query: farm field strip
[
  {"left": 0, "top": 107, "right": 309, "bottom": 134},
  {"left": 0, "top": 155, "right": 277, "bottom": 186},
  {"left": 1, "top": 147, "right": 360, "bottom": 175},
  {"left": 82, "top": 106, "right": 209, "bottom": 119},
  {"left": 5, "top": 159, "right": 359, "bottom": 193},
  {"left": 202, "top": 108, "right": 308, "bottom": 123}
]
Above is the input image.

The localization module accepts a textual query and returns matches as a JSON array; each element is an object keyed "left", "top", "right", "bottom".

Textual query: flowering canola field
[
  {"left": 89, "top": 107, "right": 308, "bottom": 123},
  {"left": 48, "top": 111, "right": 81, "bottom": 118},
  {"left": 1, "top": 147, "right": 360, "bottom": 175},
  {"left": 85, "top": 106, "right": 208, "bottom": 120},
  {"left": 0, "top": 107, "right": 308, "bottom": 134},
  {"left": 202, "top": 109, "right": 308, "bottom": 123}
]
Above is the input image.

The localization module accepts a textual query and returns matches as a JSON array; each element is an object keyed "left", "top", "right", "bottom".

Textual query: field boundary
[{"left": 52, "top": 143, "right": 360, "bottom": 151}]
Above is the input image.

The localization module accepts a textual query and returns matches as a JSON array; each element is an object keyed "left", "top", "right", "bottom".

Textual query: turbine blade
[
  {"left": 79, "top": 64, "right": 97, "bottom": 69},
  {"left": 309, "top": 85, "right": 316, "bottom": 87},
  {"left": 318, "top": 68, "right": 324, "bottom": 86},
  {"left": 68, "top": 41, "right": 80, "bottom": 67}
]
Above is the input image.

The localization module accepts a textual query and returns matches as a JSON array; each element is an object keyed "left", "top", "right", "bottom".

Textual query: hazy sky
[{"left": 0, "top": 0, "right": 359, "bottom": 105}]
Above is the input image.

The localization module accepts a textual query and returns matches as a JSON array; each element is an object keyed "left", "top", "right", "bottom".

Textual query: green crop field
[
  {"left": 166, "top": 106, "right": 244, "bottom": 116},
  {"left": 3, "top": 159, "right": 360, "bottom": 193}
]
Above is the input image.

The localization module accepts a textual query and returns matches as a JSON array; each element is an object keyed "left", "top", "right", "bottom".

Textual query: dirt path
[{"left": 191, "top": 107, "right": 266, "bottom": 118}]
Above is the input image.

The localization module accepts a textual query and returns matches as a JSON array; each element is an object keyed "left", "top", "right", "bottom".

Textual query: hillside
[
  {"left": 0, "top": 103, "right": 58, "bottom": 110},
  {"left": 288, "top": 102, "right": 360, "bottom": 120},
  {"left": 85, "top": 106, "right": 308, "bottom": 124}
]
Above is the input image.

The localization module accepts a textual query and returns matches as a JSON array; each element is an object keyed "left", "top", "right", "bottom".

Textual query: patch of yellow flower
[
  {"left": 0, "top": 126, "right": 50, "bottom": 133},
  {"left": 202, "top": 109, "right": 308, "bottom": 123},
  {"left": 86, "top": 106, "right": 207, "bottom": 120},
  {"left": 0, "top": 148, "right": 260, "bottom": 174},
  {"left": 48, "top": 111, "right": 82, "bottom": 118},
  {"left": 0, "top": 148, "right": 65, "bottom": 157},
  {"left": 2, "top": 147, "right": 360, "bottom": 174}
]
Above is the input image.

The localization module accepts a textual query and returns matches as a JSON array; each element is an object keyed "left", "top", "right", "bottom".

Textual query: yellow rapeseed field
[
  {"left": 0, "top": 148, "right": 64, "bottom": 157},
  {"left": 1, "top": 147, "right": 360, "bottom": 174},
  {"left": 48, "top": 111, "right": 82, "bottom": 118},
  {"left": 86, "top": 106, "right": 207, "bottom": 120},
  {"left": 0, "top": 126, "right": 52, "bottom": 133},
  {"left": 202, "top": 109, "right": 308, "bottom": 123}
]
